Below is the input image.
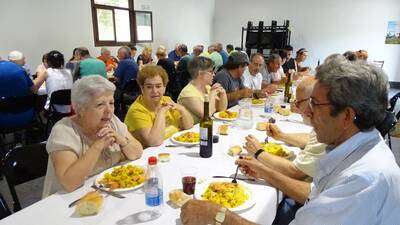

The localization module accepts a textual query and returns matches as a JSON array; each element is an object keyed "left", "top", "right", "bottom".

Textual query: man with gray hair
[
  {"left": 114, "top": 46, "right": 138, "bottom": 91},
  {"left": 97, "top": 47, "right": 117, "bottom": 72},
  {"left": 8, "top": 50, "right": 31, "bottom": 76},
  {"left": 260, "top": 54, "right": 282, "bottom": 87},
  {"left": 180, "top": 54, "right": 400, "bottom": 225}
]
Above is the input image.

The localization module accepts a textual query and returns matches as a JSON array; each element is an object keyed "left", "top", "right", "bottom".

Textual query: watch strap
[{"left": 254, "top": 149, "right": 264, "bottom": 159}]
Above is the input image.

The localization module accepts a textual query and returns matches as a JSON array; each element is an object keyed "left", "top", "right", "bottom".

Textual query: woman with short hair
[
  {"left": 178, "top": 56, "right": 227, "bottom": 123},
  {"left": 137, "top": 45, "right": 153, "bottom": 68},
  {"left": 44, "top": 50, "right": 73, "bottom": 113},
  {"left": 43, "top": 75, "right": 143, "bottom": 197},
  {"left": 124, "top": 65, "right": 194, "bottom": 147}
]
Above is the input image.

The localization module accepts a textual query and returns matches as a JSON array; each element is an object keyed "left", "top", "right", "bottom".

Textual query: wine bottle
[
  {"left": 200, "top": 94, "right": 213, "bottom": 158},
  {"left": 284, "top": 72, "right": 293, "bottom": 103}
]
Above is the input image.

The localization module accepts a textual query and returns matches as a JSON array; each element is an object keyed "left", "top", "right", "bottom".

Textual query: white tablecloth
[{"left": 0, "top": 105, "right": 312, "bottom": 225}]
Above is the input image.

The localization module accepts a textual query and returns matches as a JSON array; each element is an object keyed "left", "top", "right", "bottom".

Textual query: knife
[
  {"left": 91, "top": 185, "right": 125, "bottom": 199},
  {"left": 212, "top": 176, "right": 256, "bottom": 182},
  {"left": 68, "top": 197, "right": 83, "bottom": 208}
]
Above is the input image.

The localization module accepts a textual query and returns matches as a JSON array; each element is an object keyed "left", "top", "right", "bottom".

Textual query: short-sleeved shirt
[
  {"left": 45, "top": 68, "right": 73, "bottom": 113},
  {"left": 114, "top": 58, "right": 139, "bottom": 90},
  {"left": 210, "top": 52, "right": 223, "bottom": 70},
  {"left": 79, "top": 58, "right": 107, "bottom": 78},
  {"left": 219, "top": 50, "right": 229, "bottom": 65},
  {"left": 241, "top": 67, "right": 263, "bottom": 90},
  {"left": 214, "top": 68, "right": 244, "bottom": 108},
  {"left": 42, "top": 115, "right": 129, "bottom": 197},
  {"left": 293, "top": 130, "right": 326, "bottom": 177},
  {"left": 177, "top": 83, "right": 204, "bottom": 124},
  {"left": 124, "top": 95, "right": 181, "bottom": 139},
  {"left": 0, "top": 61, "right": 35, "bottom": 128}
]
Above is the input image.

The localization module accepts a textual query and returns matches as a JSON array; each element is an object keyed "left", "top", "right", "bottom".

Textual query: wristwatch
[
  {"left": 214, "top": 207, "right": 227, "bottom": 225},
  {"left": 254, "top": 148, "right": 264, "bottom": 159}
]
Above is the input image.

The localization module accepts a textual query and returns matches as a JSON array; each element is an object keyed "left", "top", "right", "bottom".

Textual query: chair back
[
  {"left": 49, "top": 89, "right": 71, "bottom": 109},
  {"left": 388, "top": 92, "right": 400, "bottom": 119},
  {"left": 376, "top": 111, "right": 397, "bottom": 137},
  {"left": 123, "top": 79, "right": 140, "bottom": 96},
  {"left": 372, "top": 60, "right": 384, "bottom": 69},
  {"left": 0, "top": 192, "right": 11, "bottom": 219},
  {"left": 1, "top": 142, "right": 48, "bottom": 211}
]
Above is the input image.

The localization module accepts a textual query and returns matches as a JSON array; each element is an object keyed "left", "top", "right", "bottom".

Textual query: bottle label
[
  {"left": 145, "top": 177, "right": 163, "bottom": 207},
  {"left": 200, "top": 127, "right": 208, "bottom": 141}
]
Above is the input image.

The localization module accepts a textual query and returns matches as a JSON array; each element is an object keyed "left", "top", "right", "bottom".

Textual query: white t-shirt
[
  {"left": 241, "top": 67, "right": 263, "bottom": 90},
  {"left": 45, "top": 68, "right": 73, "bottom": 113}
]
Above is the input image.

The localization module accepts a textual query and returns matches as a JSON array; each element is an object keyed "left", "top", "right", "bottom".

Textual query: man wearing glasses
[{"left": 180, "top": 54, "right": 400, "bottom": 225}]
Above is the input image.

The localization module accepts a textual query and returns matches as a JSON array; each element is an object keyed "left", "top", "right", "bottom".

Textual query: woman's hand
[
  {"left": 235, "top": 156, "right": 267, "bottom": 179},
  {"left": 244, "top": 135, "right": 263, "bottom": 155},
  {"left": 93, "top": 126, "right": 116, "bottom": 150},
  {"left": 210, "top": 83, "right": 225, "bottom": 99}
]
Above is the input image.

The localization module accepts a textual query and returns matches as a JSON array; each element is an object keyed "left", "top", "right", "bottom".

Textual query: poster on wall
[{"left": 385, "top": 21, "right": 400, "bottom": 44}]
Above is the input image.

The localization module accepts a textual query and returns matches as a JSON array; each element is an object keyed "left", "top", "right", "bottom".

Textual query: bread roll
[
  {"left": 75, "top": 191, "right": 104, "bottom": 216},
  {"left": 228, "top": 145, "right": 242, "bottom": 156},
  {"left": 256, "top": 122, "right": 268, "bottom": 131},
  {"left": 169, "top": 189, "right": 191, "bottom": 207},
  {"left": 219, "top": 125, "right": 229, "bottom": 135}
]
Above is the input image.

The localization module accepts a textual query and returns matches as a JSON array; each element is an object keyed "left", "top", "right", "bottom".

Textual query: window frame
[
  {"left": 134, "top": 10, "right": 154, "bottom": 43},
  {"left": 91, "top": 0, "right": 153, "bottom": 46}
]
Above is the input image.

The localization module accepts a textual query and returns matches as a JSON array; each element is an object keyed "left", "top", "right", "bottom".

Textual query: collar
[{"left": 315, "top": 129, "right": 382, "bottom": 181}]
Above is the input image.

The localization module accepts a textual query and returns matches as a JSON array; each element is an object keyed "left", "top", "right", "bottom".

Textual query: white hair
[
  {"left": 71, "top": 75, "right": 116, "bottom": 112},
  {"left": 101, "top": 47, "right": 110, "bottom": 55},
  {"left": 8, "top": 51, "right": 24, "bottom": 61}
]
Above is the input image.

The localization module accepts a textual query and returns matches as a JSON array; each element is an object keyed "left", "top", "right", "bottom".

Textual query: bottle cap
[{"left": 148, "top": 156, "right": 157, "bottom": 165}]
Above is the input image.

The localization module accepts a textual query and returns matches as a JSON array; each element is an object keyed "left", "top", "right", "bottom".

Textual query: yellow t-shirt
[
  {"left": 124, "top": 95, "right": 181, "bottom": 139},
  {"left": 177, "top": 83, "right": 204, "bottom": 124}
]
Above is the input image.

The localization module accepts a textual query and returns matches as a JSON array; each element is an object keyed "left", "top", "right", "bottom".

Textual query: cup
[{"left": 181, "top": 167, "right": 197, "bottom": 195}]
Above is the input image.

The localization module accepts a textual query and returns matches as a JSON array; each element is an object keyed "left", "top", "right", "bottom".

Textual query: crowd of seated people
[{"left": 2, "top": 42, "right": 399, "bottom": 225}]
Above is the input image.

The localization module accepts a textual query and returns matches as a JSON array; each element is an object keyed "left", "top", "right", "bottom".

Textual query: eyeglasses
[
  {"left": 294, "top": 98, "right": 310, "bottom": 108},
  {"left": 308, "top": 98, "right": 332, "bottom": 112}
]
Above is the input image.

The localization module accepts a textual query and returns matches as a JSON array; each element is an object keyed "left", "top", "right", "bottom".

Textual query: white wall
[
  {"left": 212, "top": 0, "right": 400, "bottom": 81},
  {"left": 0, "top": 0, "right": 215, "bottom": 69}
]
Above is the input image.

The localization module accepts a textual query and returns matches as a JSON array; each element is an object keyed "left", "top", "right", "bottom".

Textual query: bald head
[{"left": 296, "top": 76, "right": 316, "bottom": 99}]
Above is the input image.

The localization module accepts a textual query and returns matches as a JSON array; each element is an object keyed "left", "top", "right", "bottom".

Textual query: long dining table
[{"left": 0, "top": 102, "right": 312, "bottom": 225}]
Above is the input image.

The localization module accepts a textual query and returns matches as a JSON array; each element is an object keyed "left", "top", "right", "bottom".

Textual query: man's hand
[
  {"left": 266, "top": 123, "right": 284, "bottom": 141},
  {"left": 180, "top": 199, "right": 220, "bottom": 225},
  {"left": 244, "top": 135, "right": 263, "bottom": 155},
  {"left": 264, "top": 84, "right": 278, "bottom": 94},
  {"left": 241, "top": 88, "right": 253, "bottom": 98},
  {"left": 235, "top": 156, "right": 267, "bottom": 179}
]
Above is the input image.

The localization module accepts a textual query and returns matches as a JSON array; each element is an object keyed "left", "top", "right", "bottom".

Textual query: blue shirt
[
  {"left": 220, "top": 50, "right": 229, "bottom": 65},
  {"left": 114, "top": 58, "right": 138, "bottom": 90},
  {"left": 291, "top": 129, "right": 400, "bottom": 225},
  {"left": 0, "top": 61, "right": 35, "bottom": 127},
  {"left": 168, "top": 50, "right": 181, "bottom": 61}
]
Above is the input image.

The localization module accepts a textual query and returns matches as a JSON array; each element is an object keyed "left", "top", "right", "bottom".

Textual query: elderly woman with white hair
[{"left": 43, "top": 75, "right": 143, "bottom": 197}]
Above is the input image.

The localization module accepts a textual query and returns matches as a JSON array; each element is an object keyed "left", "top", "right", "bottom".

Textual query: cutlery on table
[
  {"left": 212, "top": 176, "right": 256, "bottom": 182},
  {"left": 231, "top": 165, "right": 240, "bottom": 184},
  {"left": 91, "top": 184, "right": 125, "bottom": 199}
]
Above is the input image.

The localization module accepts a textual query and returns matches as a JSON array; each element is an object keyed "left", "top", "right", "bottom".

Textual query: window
[{"left": 91, "top": 0, "right": 153, "bottom": 46}]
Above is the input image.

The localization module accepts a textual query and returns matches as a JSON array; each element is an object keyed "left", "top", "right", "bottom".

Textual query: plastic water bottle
[
  {"left": 264, "top": 96, "right": 273, "bottom": 113},
  {"left": 144, "top": 156, "right": 163, "bottom": 207}
]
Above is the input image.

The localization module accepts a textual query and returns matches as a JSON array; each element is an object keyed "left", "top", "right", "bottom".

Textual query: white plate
[
  {"left": 170, "top": 130, "right": 200, "bottom": 146},
  {"left": 195, "top": 178, "right": 256, "bottom": 212},
  {"left": 262, "top": 143, "right": 295, "bottom": 160},
  {"left": 94, "top": 162, "right": 146, "bottom": 192},
  {"left": 214, "top": 111, "right": 238, "bottom": 121}
]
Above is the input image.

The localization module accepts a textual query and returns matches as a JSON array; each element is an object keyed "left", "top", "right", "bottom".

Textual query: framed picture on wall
[{"left": 385, "top": 21, "right": 400, "bottom": 45}]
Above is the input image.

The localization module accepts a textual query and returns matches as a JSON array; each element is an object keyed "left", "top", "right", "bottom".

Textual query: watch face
[{"left": 215, "top": 212, "right": 226, "bottom": 223}]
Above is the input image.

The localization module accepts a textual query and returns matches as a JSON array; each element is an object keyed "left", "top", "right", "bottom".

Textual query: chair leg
[
  {"left": 388, "top": 135, "right": 392, "bottom": 150},
  {"left": 5, "top": 180, "right": 22, "bottom": 212}
]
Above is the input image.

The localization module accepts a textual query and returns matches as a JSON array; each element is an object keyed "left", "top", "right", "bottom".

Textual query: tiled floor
[{"left": 1, "top": 89, "right": 399, "bottom": 214}]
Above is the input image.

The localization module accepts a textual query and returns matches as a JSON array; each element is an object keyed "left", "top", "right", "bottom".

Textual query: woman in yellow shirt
[
  {"left": 124, "top": 65, "right": 194, "bottom": 147},
  {"left": 178, "top": 56, "right": 227, "bottom": 123}
]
